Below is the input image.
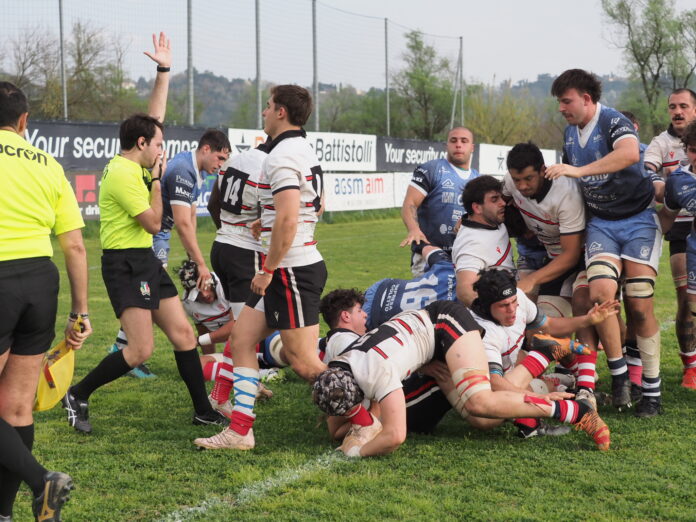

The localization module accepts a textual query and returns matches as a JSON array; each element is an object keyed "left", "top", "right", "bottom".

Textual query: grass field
[{"left": 14, "top": 217, "right": 696, "bottom": 521}]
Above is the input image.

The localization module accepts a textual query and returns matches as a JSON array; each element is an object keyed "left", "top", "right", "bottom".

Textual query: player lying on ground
[{"left": 313, "top": 300, "right": 611, "bottom": 457}]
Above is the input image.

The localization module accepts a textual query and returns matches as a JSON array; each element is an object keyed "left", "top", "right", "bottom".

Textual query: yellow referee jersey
[
  {"left": 0, "top": 130, "right": 84, "bottom": 262},
  {"left": 99, "top": 154, "right": 153, "bottom": 249}
]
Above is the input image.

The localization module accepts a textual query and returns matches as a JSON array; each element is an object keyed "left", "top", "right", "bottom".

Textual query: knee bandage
[
  {"left": 445, "top": 389, "right": 469, "bottom": 419},
  {"left": 572, "top": 271, "right": 588, "bottom": 294},
  {"left": 451, "top": 368, "right": 491, "bottom": 416},
  {"left": 586, "top": 259, "right": 619, "bottom": 285},
  {"left": 623, "top": 276, "right": 656, "bottom": 299},
  {"left": 637, "top": 332, "right": 661, "bottom": 378}
]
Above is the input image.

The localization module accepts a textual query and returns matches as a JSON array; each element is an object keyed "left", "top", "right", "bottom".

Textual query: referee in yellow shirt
[
  {"left": 0, "top": 82, "right": 91, "bottom": 521},
  {"left": 62, "top": 33, "right": 225, "bottom": 434}
]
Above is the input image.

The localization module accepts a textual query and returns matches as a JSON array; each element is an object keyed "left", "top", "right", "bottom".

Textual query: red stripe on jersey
[
  {"left": 221, "top": 220, "right": 247, "bottom": 227},
  {"left": 280, "top": 268, "right": 297, "bottom": 329},
  {"left": 304, "top": 202, "right": 315, "bottom": 207},
  {"left": 404, "top": 380, "right": 437, "bottom": 400},
  {"left": 246, "top": 180, "right": 260, "bottom": 187},
  {"left": 304, "top": 240, "right": 318, "bottom": 246},
  {"left": 201, "top": 309, "right": 231, "bottom": 323},
  {"left": 518, "top": 207, "right": 559, "bottom": 226},
  {"left": 306, "top": 175, "right": 314, "bottom": 181},
  {"left": 262, "top": 204, "right": 275, "bottom": 210},
  {"left": 413, "top": 313, "right": 426, "bottom": 325},
  {"left": 258, "top": 183, "right": 271, "bottom": 189},
  {"left": 241, "top": 204, "right": 252, "bottom": 210},
  {"left": 662, "top": 160, "right": 679, "bottom": 167},
  {"left": 435, "top": 322, "right": 461, "bottom": 340},
  {"left": 493, "top": 242, "right": 512, "bottom": 266},
  {"left": 502, "top": 333, "right": 525, "bottom": 357},
  {"left": 395, "top": 318, "right": 413, "bottom": 334},
  {"left": 261, "top": 227, "right": 272, "bottom": 232},
  {"left": 372, "top": 346, "right": 388, "bottom": 359},
  {"left": 392, "top": 335, "right": 403, "bottom": 346}
]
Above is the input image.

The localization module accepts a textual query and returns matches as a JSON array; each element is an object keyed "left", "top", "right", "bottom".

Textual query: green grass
[{"left": 13, "top": 218, "right": 696, "bottom": 521}]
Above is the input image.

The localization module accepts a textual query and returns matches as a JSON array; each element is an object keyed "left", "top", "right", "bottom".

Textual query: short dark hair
[
  {"left": 0, "top": 81, "right": 28, "bottom": 127},
  {"left": 271, "top": 84, "right": 312, "bottom": 127},
  {"left": 506, "top": 142, "right": 544, "bottom": 173},
  {"left": 462, "top": 175, "right": 502, "bottom": 215},
  {"left": 320, "top": 288, "right": 365, "bottom": 329},
  {"left": 620, "top": 110, "right": 638, "bottom": 125},
  {"left": 119, "top": 113, "right": 164, "bottom": 150},
  {"left": 682, "top": 120, "right": 696, "bottom": 149},
  {"left": 551, "top": 69, "right": 602, "bottom": 104},
  {"left": 670, "top": 88, "right": 696, "bottom": 105},
  {"left": 198, "top": 129, "right": 231, "bottom": 152}
]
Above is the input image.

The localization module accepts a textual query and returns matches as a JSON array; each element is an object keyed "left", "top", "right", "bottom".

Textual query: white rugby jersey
[
  {"left": 452, "top": 220, "right": 515, "bottom": 273},
  {"left": 471, "top": 289, "right": 544, "bottom": 374},
  {"left": 259, "top": 130, "right": 323, "bottom": 267},
  {"left": 322, "top": 329, "right": 361, "bottom": 363},
  {"left": 644, "top": 127, "right": 691, "bottom": 223},
  {"left": 503, "top": 175, "right": 585, "bottom": 258},
  {"left": 182, "top": 276, "right": 231, "bottom": 331},
  {"left": 215, "top": 148, "right": 266, "bottom": 251},
  {"left": 332, "top": 310, "right": 436, "bottom": 402}
]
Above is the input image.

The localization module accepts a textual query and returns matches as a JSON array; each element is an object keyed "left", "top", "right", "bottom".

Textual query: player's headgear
[
  {"left": 177, "top": 259, "right": 198, "bottom": 291},
  {"left": 471, "top": 268, "right": 517, "bottom": 324},
  {"left": 312, "top": 366, "right": 364, "bottom": 416}
]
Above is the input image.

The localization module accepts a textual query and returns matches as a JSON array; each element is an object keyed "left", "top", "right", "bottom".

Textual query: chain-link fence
[{"left": 2, "top": 0, "right": 464, "bottom": 129}]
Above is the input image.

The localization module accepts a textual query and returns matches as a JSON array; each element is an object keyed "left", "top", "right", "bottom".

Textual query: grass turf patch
[{"left": 13, "top": 218, "right": 696, "bottom": 521}]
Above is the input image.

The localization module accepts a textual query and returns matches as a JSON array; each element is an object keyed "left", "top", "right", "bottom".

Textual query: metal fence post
[
  {"left": 385, "top": 17, "right": 390, "bottom": 136},
  {"left": 312, "top": 0, "right": 319, "bottom": 131},
  {"left": 256, "top": 0, "right": 262, "bottom": 129},
  {"left": 58, "top": 0, "right": 68, "bottom": 120},
  {"left": 187, "top": 0, "right": 194, "bottom": 125}
]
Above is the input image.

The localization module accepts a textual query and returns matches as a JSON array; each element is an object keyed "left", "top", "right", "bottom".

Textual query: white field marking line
[{"left": 158, "top": 450, "right": 346, "bottom": 522}]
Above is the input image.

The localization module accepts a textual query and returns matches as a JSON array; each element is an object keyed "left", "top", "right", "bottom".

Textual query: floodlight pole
[
  {"left": 187, "top": 0, "right": 194, "bottom": 125},
  {"left": 312, "top": 0, "right": 319, "bottom": 131},
  {"left": 256, "top": 0, "right": 262, "bottom": 129},
  {"left": 58, "top": 0, "right": 68, "bottom": 120},
  {"left": 385, "top": 18, "right": 390, "bottom": 136}
]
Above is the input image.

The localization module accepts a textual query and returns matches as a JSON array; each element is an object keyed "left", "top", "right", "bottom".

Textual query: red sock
[
  {"left": 202, "top": 361, "right": 219, "bottom": 382},
  {"left": 521, "top": 351, "right": 551, "bottom": 377},
  {"left": 211, "top": 341, "right": 234, "bottom": 402},
  {"left": 230, "top": 410, "right": 255, "bottom": 436},
  {"left": 345, "top": 404, "right": 373, "bottom": 426},
  {"left": 575, "top": 351, "right": 597, "bottom": 391},
  {"left": 513, "top": 418, "right": 538, "bottom": 429}
]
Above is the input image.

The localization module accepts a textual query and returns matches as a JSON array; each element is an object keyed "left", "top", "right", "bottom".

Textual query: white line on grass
[{"left": 158, "top": 450, "right": 346, "bottom": 522}]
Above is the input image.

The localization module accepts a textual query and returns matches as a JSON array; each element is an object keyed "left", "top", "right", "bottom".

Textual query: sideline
[{"left": 158, "top": 450, "right": 345, "bottom": 521}]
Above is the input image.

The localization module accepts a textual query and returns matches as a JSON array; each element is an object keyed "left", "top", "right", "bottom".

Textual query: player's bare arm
[
  {"left": 534, "top": 299, "right": 620, "bottom": 337},
  {"left": 517, "top": 233, "right": 583, "bottom": 294},
  {"left": 172, "top": 204, "right": 211, "bottom": 289},
  {"left": 545, "top": 138, "right": 640, "bottom": 179},
  {"left": 658, "top": 205, "right": 679, "bottom": 234},
  {"left": 400, "top": 186, "right": 429, "bottom": 247}
]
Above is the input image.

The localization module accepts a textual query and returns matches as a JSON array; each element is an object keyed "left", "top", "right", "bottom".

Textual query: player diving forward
[{"left": 313, "top": 299, "right": 611, "bottom": 458}]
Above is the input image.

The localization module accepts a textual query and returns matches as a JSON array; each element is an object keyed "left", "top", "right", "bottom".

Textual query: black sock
[
  {"left": 175, "top": 349, "right": 213, "bottom": 415},
  {"left": 0, "top": 424, "right": 35, "bottom": 516},
  {"left": 0, "top": 420, "right": 45, "bottom": 498},
  {"left": 71, "top": 349, "right": 132, "bottom": 400}
]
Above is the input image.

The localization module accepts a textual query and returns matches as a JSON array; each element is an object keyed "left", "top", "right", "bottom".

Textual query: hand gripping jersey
[
  {"left": 562, "top": 104, "right": 654, "bottom": 220},
  {"left": 181, "top": 274, "right": 231, "bottom": 331},
  {"left": 470, "top": 289, "right": 545, "bottom": 376},
  {"left": 409, "top": 158, "right": 479, "bottom": 252},
  {"left": 259, "top": 130, "right": 323, "bottom": 267},
  {"left": 363, "top": 248, "right": 456, "bottom": 329},
  {"left": 215, "top": 147, "right": 267, "bottom": 251},
  {"left": 330, "top": 301, "right": 482, "bottom": 402},
  {"left": 503, "top": 175, "right": 585, "bottom": 258},
  {"left": 160, "top": 151, "right": 204, "bottom": 233},
  {"left": 645, "top": 126, "right": 693, "bottom": 229},
  {"left": 452, "top": 220, "right": 515, "bottom": 273}
]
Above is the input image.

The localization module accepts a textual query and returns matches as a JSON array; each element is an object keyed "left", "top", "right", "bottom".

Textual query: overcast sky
[{"left": 3, "top": 0, "right": 694, "bottom": 89}]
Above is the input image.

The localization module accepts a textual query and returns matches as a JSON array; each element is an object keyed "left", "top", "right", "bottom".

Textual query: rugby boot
[
  {"left": 531, "top": 334, "right": 591, "bottom": 361},
  {"left": 208, "top": 394, "right": 233, "bottom": 419},
  {"left": 575, "top": 388, "right": 598, "bottom": 410},
  {"left": 194, "top": 428, "right": 255, "bottom": 450},
  {"left": 682, "top": 367, "right": 696, "bottom": 390},
  {"left": 61, "top": 388, "right": 91, "bottom": 434},
  {"left": 192, "top": 409, "right": 227, "bottom": 426},
  {"left": 611, "top": 376, "right": 632, "bottom": 411},
  {"left": 573, "top": 404, "right": 611, "bottom": 451},
  {"left": 32, "top": 471, "right": 74, "bottom": 522},
  {"left": 634, "top": 396, "right": 663, "bottom": 418}
]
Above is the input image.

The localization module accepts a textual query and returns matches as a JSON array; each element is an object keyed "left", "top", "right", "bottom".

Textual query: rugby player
[
  {"left": 451, "top": 175, "right": 514, "bottom": 306},
  {"left": 546, "top": 69, "right": 663, "bottom": 417},
  {"left": 194, "top": 85, "right": 327, "bottom": 450},
  {"left": 400, "top": 127, "right": 479, "bottom": 275},
  {"left": 645, "top": 89, "right": 696, "bottom": 389},
  {"left": 63, "top": 33, "right": 226, "bottom": 434},
  {"left": 313, "top": 299, "right": 611, "bottom": 457},
  {"left": 0, "top": 81, "right": 91, "bottom": 521}
]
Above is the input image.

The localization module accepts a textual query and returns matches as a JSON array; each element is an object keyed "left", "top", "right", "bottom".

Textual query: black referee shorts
[
  {"left": 0, "top": 257, "right": 59, "bottom": 356},
  {"left": 102, "top": 248, "right": 178, "bottom": 318}
]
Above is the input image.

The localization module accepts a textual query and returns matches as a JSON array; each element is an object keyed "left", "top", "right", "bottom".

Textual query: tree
[
  {"left": 602, "top": 0, "right": 696, "bottom": 135},
  {"left": 392, "top": 31, "right": 454, "bottom": 140}
]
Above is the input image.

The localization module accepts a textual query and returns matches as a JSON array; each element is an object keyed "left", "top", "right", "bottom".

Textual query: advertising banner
[{"left": 376, "top": 136, "right": 446, "bottom": 172}]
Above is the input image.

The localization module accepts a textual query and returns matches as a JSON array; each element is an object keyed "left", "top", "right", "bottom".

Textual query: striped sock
[
  {"left": 575, "top": 351, "right": 598, "bottom": 391},
  {"left": 210, "top": 341, "right": 234, "bottom": 402},
  {"left": 521, "top": 350, "right": 551, "bottom": 378},
  {"left": 641, "top": 375, "right": 661, "bottom": 399},
  {"left": 203, "top": 361, "right": 220, "bottom": 382},
  {"left": 680, "top": 349, "right": 696, "bottom": 370},
  {"left": 624, "top": 339, "right": 643, "bottom": 386},
  {"left": 230, "top": 367, "right": 259, "bottom": 435},
  {"left": 551, "top": 400, "right": 589, "bottom": 424},
  {"left": 607, "top": 356, "right": 628, "bottom": 380},
  {"left": 345, "top": 404, "right": 373, "bottom": 427}
]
